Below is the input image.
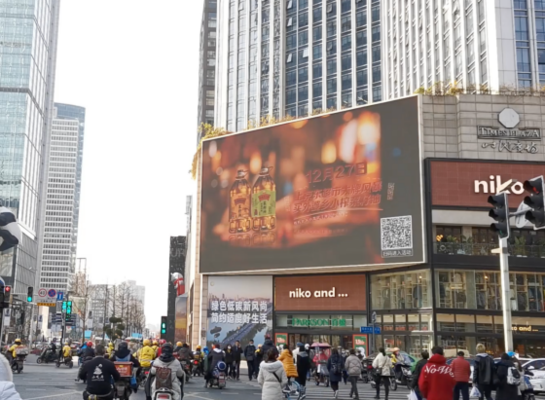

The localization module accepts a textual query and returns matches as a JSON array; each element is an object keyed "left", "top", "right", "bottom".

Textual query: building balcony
[{"left": 431, "top": 242, "right": 545, "bottom": 268}]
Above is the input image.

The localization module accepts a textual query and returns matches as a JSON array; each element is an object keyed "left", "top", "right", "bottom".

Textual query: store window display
[
  {"left": 371, "top": 270, "right": 431, "bottom": 310},
  {"left": 435, "top": 270, "right": 545, "bottom": 312}
]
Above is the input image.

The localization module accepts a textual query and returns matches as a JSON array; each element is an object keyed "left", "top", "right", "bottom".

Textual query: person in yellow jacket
[
  {"left": 62, "top": 341, "right": 72, "bottom": 359},
  {"left": 106, "top": 342, "right": 114, "bottom": 358},
  {"left": 139, "top": 339, "right": 156, "bottom": 368},
  {"left": 151, "top": 340, "right": 159, "bottom": 356},
  {"left": 278, "top": 345, "right": 298, "bottom": 381},
  {"left": 8, "top": 339, "right": 24, "bottom": 360}
]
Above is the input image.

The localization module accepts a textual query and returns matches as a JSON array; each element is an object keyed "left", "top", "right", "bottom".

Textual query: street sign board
[
  {"left": 37, "top": 302, "right": 55, "bottom": 307},
  {"left": 36, "top": 288, "right": 60, "bottom": 306},
  {"left": 48, "top": 289, "right": 56, "bottom": 298},
  {"left": 57, "top": 291, "right": 63, "bottom": 301},
  {"left": 360, "top": 326, "right": 381, "bottom": 334}
]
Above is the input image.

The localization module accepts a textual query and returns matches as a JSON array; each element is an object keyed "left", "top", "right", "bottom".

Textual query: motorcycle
[
  {"left": 209, "top": 361, "right": 227, "bottom": 389},
  {"left": 56, "top": 355, "right": 74, "bottom": 369},
  {"left": 113, "top": 362, "right": 135, "bottom": 400},
  {"left": 395, "top": 363, "right": 412, "bottom": 389},
  {"left": 139, "top": 366, "right": 151, "bottom": 389},
  {"left": 180, "top": 359, "right": 191, "bottom": 383},
  {"left": 192, "top": 359, "right": 201, "bottom": 377},
  {"left": 153, "top": 387, "right": 176, "bottom": 400},
  {"left": 313, "top": 361, "right": 330, "bottom": 387},
  {"left": 361, "top": 358, "right": 373, "bottom": 383},
  {"left": 36, "top": 347, "right": 59, "bottom": 364},
  {"left": 522, "top": 369, "right": 536, "bottom": 400},
  {"left": 11, "top": 354, "right": 26, "bottom": 374},
  {"left": 311, "top": 342, "right": 331, "bottom": 387}
]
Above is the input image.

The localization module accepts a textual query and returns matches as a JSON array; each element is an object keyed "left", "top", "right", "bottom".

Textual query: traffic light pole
[{"left": 498, "top": 237, "right": 513, "bottom": 353}]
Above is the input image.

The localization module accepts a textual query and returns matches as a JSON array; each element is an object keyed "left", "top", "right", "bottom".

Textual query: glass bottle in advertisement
[
  {"left": 229, "top": 170, "right": 252, "bottom": 233},
  {"left": 252, "top": 167, "right": 276, "bottom": 231}
]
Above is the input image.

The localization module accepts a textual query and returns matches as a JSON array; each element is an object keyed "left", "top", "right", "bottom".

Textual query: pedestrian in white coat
[
  {"left": 258, "top": 349, "right": 288, "bottom": 400},
  {"left": 0, "top": 353, "right": 22, "bottom": 399}
]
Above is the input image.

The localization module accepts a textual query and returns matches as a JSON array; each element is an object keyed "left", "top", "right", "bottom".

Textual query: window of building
[
  {"left": 371, "top": 270, "right": 432, "bottom": 310},
  {"left": 299, "top": 66, "right": 309, "bottom": 82},
  {"left": 327, "top": 2, "right": 336, "bottom": 16},
  {"left": 313, "top": 6, "right": 322, "bottom": 22},
  {"left": 372, "top": 84, "right": 381, "bottom": 101},
  {"left": 313, "top": 25, "right": 322, "bottom": 41},
  {"left": 341, "top": 0, "right": 351, "bottom": 13},
  {"left": 313, "top": 81, "right": 323, "bottom": 98},
  {"left": 326, "top": 96, "right": 337, "bottom": 109},
  {"left": 313, "top": 62, "right": 322, "bottom": 78},
  {"left": 327, "top": 57, "right": 337, "bottom": 74},
  {"left": 372, "top": 45, "right": 380, "bottom": 62},
  {"left": 299, "top": 12, "right": 308, "bottom": 28},
  {"left": 299, "top": 30, "right": 309, "bottom": 46},
  {"left": 298, "top": 85, "right": 308, "bottom": 101},
  {"left": 327, "top": 77, "right": 337, "bottom": 94},
  {"left": 356, "top": 69, "right": 367, "bottom": 86},
  {"left": 372, "top": 26, "right": 380, "bottom": 42},
  {"left": 341, "top": 73, "right": 351, "bottom": 90},
  {"left": 327, "top": 21, "right": 336, "bottom": 37},
  {"left": 341, "top": 54, "right": 351, "bottom": 71},
  {"left": 356, "top": 49, "right": 367, "bottom": 66},
  {"left": 515, "top": 15, "right": 529, "bottom": 40},
  {"left": 356, "top": 10, "right": 366, "bottom": 27},
  {"left": 341, "top": 34, "right": 351, "bottom": 51},
  {"left": 341, "top": 15, "right": 351, "bottom": 32},
  {"left": 371, "top": 5, "right": 380, "bottom": 22},
  {"left": 287, "top": 70, "right": 297, "bottom": 86},
  {"left": 286, "top": 88, "right": 297, "bottom": 104},
  {"left": 287, "top": 34, "right": 297, "bottom": 50},
  {"left": 356, "top": 30, "right": 367, "bottom": 47}
]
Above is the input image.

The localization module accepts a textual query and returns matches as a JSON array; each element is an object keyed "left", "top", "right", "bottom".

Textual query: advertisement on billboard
[
  {"left": 206, "top": 276, "right": 272, "bottom": 349},
  {"left": 175, "top": 296, "right": 188, "bottom": 344},
  {"left": 200, "top": 97, "right": 424, "bottom": 273}
]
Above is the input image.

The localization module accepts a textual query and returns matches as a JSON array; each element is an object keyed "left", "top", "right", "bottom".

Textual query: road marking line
[
  {"left": 24, "top": 392, "right": 80, "bottom": 400},
  {"left": 185, "top": 393, "right": 215, "bottom": 400}
]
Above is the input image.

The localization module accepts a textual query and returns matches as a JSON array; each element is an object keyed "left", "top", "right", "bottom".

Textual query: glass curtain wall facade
[
  {"left": 40, "top": 114, "right": 79, "bottom": 292},
  {"left": 215, "top": 0, "right": 381, "bottom": 133},
  {"left": 0, "top": 0, "right": 60, "bottom": 291},
  {"left": 197, "top": 0, "right": 218, "bottom": 143}
]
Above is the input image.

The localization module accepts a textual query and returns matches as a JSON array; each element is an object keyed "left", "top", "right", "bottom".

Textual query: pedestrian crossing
[{"left": 241, "top": 378, "right": 412, "bottom": 399}]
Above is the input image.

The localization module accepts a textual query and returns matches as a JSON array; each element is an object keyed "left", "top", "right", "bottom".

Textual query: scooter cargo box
[
  {"left": 15, "top": 347, "right": 28, "bottom": 356},
  {"left": 114, "top": 362, "right": 133, "bottom": 377}
]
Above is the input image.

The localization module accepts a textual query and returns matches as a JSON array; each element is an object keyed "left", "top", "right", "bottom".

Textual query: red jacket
[
  {"left": 418, "top": 354, "right": 455, "bottom": 400},
  {"left": 451, "top": 356, "right": 471, "bottom": 382}
]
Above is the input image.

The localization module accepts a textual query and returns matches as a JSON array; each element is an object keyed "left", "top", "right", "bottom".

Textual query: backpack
[
  {"left": 154, "top": 366, "right": 173, "bottom": 389},
  {"left": 507, "top": 366, "right": 521, "bottom": 386},
  {"left": 331, "top": 360, "right": 342, "bottom": 375}
]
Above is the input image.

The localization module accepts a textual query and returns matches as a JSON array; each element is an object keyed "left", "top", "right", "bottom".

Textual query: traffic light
[
  {"left": 5, "top": 286, "right": 11, "bottom": 295},
  {"left": 62, "top": 301, "right": 67, "bottom": 311},
  {"left": 65, "top": 301, "right": 72, "bottom": 322},
  {"left": 160, "top": 316, "right": 167, "bottom": 338},
  {"left": 27, "top": 286, "right": 33, "bottom": 302},
  {"left": 524, "top": 176, "right": 545, "bottom": 230},
  {"left": 488, "top": 192, "right": 510, "bottom": 239}
]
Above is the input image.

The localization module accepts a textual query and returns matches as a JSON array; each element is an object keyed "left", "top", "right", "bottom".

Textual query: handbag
[
  {"left": 470, "top": 386, "right": 481, "bottom": 398},
  {"left": 407, "top": 390, "right": 419, "bottom": 400}
]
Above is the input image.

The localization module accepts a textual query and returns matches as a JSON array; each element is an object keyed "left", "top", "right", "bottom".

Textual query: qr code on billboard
[{"left": 381, "top": 216, "right": 413, "bottom": 257}]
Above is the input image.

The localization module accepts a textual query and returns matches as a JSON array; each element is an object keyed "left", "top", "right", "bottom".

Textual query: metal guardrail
[{"left": 432, "top": 242, "right": 545, "bottom": 258}]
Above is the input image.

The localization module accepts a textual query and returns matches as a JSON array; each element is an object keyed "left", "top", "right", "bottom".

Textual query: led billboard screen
[{"left": 200, "top": 97, "right": 424, "bottom": 272}]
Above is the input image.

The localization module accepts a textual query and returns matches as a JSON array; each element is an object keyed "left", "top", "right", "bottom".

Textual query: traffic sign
[
  {"left": 57, "top": 291, "right": 63, "bottom": 301},
  {"left": 48, "top": 289, "right": 56, "bottom": 298},
  {"left": 37, "top": 302, "right": 55, "bottom": 307},
  {"left": 38, "top": 288, "right": 47, "bottom": 298},
  {"left": 360, "top": 326, "right": 381, "bottom": 334}
]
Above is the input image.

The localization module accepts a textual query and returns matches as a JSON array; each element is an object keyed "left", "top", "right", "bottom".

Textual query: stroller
[{"left": 283, "top": 380, "right": 306, "bottom": 400}]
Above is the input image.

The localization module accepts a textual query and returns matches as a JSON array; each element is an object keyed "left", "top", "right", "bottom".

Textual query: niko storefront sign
[{"left": 292, "top": 317, "right": 347, "bottom": 327}]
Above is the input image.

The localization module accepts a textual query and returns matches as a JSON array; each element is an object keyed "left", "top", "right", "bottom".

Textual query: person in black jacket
[
  {"left": 295, "top": 344, "right": 311, "bottom": 388},
  {"left": 261, "top": 335, "right": 278, "bottom": 359},
  {"left": 232, "top": 341, "right": 243, "bottom": 380},
  {"left": 110, "top": 341, "right": 140, "bottom": 366},
  {"left": 244, "top": 340, "right": 257, "bottom": 381},
  {"left": 79, "top": 344, "right": 120, "bottom": 400},
  {"left": 495, "top": 353, "right": 519, "bottom": 400},
  {"left": 224, "top": 344, "right": 235, "bottom": 379},
  {"left": 410, "top": 350, "right": 429, "bottom": 400},
  {"left": 206, "top": 345, "right": 225, "bottom": 388},
  {"left": 474, "top": 343, "right": 494, "bottom": 400}
]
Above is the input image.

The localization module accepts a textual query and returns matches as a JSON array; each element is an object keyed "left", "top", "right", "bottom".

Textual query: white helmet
[{"left": 304, "top": 343, "right": 310, "bottom": 350}]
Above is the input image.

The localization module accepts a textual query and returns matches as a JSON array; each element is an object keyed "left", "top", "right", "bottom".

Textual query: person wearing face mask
[{"left": 224, "top": 344, "right": 235, "bottom": 379}]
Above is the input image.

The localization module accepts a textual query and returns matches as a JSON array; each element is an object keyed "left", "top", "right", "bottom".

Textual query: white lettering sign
[
  {"left": 473, "top": 175, "right": 524, "bottom": 195},
  {"left": 288, "top": 287, "right": 348, "bottom": 298}
]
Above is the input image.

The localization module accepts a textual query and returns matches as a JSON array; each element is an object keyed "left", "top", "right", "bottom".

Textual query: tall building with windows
[
  {"left": 215, "top": 0, "right": 382, "bottom": 132},
  {"left": 39, "top": 107, "right": 81, "bottom": 292},
  {"left": 197, "top": 0, "right": 218, "bottom": 143},
  {"left": 0, "top": 0, "right": 61, "bottom": 292},
  {"left": 383, "top": 0, "right": 545, "bottom": 97}
]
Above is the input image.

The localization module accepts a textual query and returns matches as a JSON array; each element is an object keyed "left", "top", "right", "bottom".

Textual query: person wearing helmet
[
  {"left": 193, "top": 345, "right": 204, "bottom": 375},
  {"left": 255, "top": 344, "right": 264, "bottom": 378},
  {"left": 79, "top": 344, "right": 120, "bottom": 400},
  {"left": 62, "top": 341, "right": 72, "bottom": 360},
  {"left": 139, "top": 339, "right": 156, "bottom": 369},
  {"left": 178, "top": 343, "right": 193, "bottom": 362},
  {"left": 152, "top": 340, "right": 159, "bottom": 356},
  {"left": 174, "top": 341, "right": 183, "bottom": 353},
  {"left": 8, "top": 339, "right": 24, "bottom": 361},
  {"left": 106, "top": 342, "right": 114, "bottom": 358},
  {"left": 156, "top": 339, "right": 167, "bottom": 358},
  {"left": 151, "top": 343, "right": 184, "bottom": 400},
  {"left": 111, "top": 341, "right": 140, "bottom": 366}
]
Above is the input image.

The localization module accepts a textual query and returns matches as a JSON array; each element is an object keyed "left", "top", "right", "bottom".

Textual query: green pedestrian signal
[{"left": 27, "top": 286, "right": 33, "bottom": 302}]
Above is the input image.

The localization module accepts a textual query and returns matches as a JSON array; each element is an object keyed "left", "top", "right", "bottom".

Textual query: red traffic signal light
[
  {"left": 524, "top": 176, "right": 545, "bottom": 229},
  {"left": 4, "top": 286, "right": 11, "bottom": 293}
]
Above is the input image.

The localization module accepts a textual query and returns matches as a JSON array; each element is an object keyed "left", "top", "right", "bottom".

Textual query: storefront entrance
[{"left": 287, "top": 334, "right": 355, "bottom": 350}]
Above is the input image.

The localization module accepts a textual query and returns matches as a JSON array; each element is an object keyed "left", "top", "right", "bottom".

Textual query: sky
[{"left": 54, "top": 0, "right": 203, "bottom": 326}]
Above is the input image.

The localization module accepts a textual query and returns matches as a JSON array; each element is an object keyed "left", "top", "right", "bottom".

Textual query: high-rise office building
[
  {"left": 197, "top": 0, "right": 218, "bottom": 143},
  {"left": 215, "top": 0, "right": 382, "bottom": 132},
  {"left": 54, "top": 103, "right": 85, "bottom": 259},
  {"left": 383, "top": 0, "right": 545, "bottom": 96},
  {"left": 0, "top": 0, "right": 61, "bottom": 292},
  {"left": 39, "top": 107, "right": 81, "bottom": 292}
]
